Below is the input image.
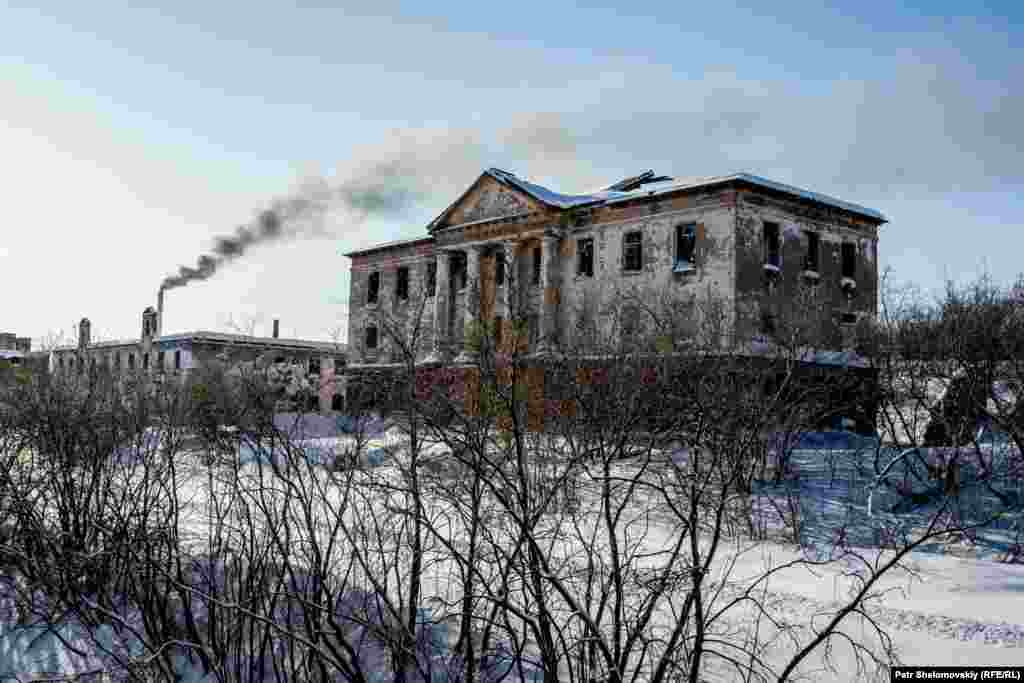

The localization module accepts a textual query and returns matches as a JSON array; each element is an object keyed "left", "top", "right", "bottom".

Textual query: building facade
[
  {"left": 52, "top": 309, "right": 347, "bottom": 412},
  {"left": 345, "top": 169, "right": 886, "bottom": 367}
]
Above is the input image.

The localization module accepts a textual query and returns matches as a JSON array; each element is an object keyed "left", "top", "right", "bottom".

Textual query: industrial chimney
[
  {"left": 157, "top": 287, "right": 164, "bottom": 338},
  {"left": 273, "top": 319, "right": 280, "bottom": 339},
  {"left": 78, "top": 317, "right": 91, "bottom": 350}
]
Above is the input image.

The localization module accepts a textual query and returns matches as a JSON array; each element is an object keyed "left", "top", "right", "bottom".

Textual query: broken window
[
  {"left": 577, "top": 237, "right": 594, "bottom": 277},
  {"left": 841, "top": 242, "right": 856, "bottom": 279},
  {"left": 365, "top": 325, "right": 378, "bottom": 350},
  {"left": 426, "top": 262, "right": 437, "bottom": 297},
  {"left": 495, "top": 252, "right": 505, "bottom": 286},
  {"left": 396, "top": 266, "right": 409, "bottom": 301},
  {"left": 532, "top": 246, "right": 542, "bottom": 285},
  {"left": 675, "top": 223, "right": 697, "bottom": 270},
  {"left": 763, "top": 222, "right": 780, "bottom": 268},
  {"left": 367, "top": 271, "right": 380, "bottom": 304},
  {"left": 623, "top": 231, "right": 643, "bottom": 272},
  {"left": 174, "top": 350, "right": 181, "bottom": 370},
  {"left": 805, "top": 231, "right": 820, "bottom": 272}
]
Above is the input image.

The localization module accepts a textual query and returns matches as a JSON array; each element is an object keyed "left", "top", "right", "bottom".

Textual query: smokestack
[
  {"left": 273, "top": 319, "right": 280, "bottom": 339},
  {"left": 157, "top": 287, "right": 164, "bottom": 338},
  {"left": 78, "top": 318, "right": 91, "bottom": 351}
]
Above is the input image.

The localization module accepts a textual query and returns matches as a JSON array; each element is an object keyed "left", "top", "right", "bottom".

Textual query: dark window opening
[
  {"left": 114, "top": 353, "right": 120, "bottom": 369},
  {"left": 763, "top": 222, "right": 780, "bottom": 267},
  {"left": 396, "top": 267, "right": 409, "bottom": 301},
  {"left": 495, "top": 252, "right": 505, "bottom": 285},
  {"left": 174, "top": 350, "right": 181, "bottom": 370},
  {"left": 623, "top": 231, "right": 642, "bottom": 272},
  {"left": 367, "top": 271, "right": 380, "bottom": 304},
  {"left": 577, "top": 237, "right": 594, "bottom": 277},
  {"left": 58, "top": 356, "right": 64, "bottom": 369},
  {"left": 532, "top": 246, "right": 542, "bottom": 285},
  {"left": 805, "top": 231, "right": 820, "bottom": 272},
  {"left": 841, "top": 312, "right": 858, "bottom": 325},
  {"left": 309, "top": 357, "right": 321, "bottom": 375},
  {"left": 675, "top": 223, "right": 697, "bottom": 269},
  {"left": 426, "top": 262, "right": 437, "bottom": 297},
  {"left": 331, "top": 394, "right": 344, "bottom": 411},
  {"left": 143, "top": 353, "right": 149, "bottom": 370},
  {"left": 365, "top": 326, "right": 378, "bottom": 350},
  {"left": 760, "top": 310, "right": 777, "bottom": 335},
  {"left": 841, "top": 243, "right": 856, "bottom": 279},
  {"left": 128, "top": 353, "right": 135, "bottom": 370},
  {"left": 158, "top": 351, "right": 166, "bottom": 372},
  {"left": 451, "top": 253, "right": 467, "bottom": 290},
  {"left": 494, "top": 316, "right": 503, "bottom": 348}
]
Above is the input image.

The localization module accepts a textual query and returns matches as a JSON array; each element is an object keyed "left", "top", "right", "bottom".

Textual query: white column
[
  {"left": 537, "top": 233, "right": 559, "bottom": 354},
  {"left": 424, "top": 251, "right": 451, "bottom": 363},
  {"left": 454, "top": 245, "right": 483, "bottom": 364}
]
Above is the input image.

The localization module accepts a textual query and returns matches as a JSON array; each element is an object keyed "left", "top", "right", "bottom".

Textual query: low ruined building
[
  {"left": 50, "top": 308, "right": 347, "bottom": 413},
  {"left": 343, "top": 168, "right": 886, "bottom": 430}
]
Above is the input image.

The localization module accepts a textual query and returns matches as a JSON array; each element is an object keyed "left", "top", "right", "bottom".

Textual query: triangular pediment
[{"left": 429, "top": 172, "right": 543, "bottom": 231}]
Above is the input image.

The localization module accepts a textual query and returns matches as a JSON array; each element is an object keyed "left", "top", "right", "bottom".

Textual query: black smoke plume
[{"left": 161, "top": 116, "right": 582, "bottom": 293}]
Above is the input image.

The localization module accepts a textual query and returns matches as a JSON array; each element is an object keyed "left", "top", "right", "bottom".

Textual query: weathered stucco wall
[
  {"left": 348, "top": 239, "right": 436, "bottom": 364},
  {"left": 733, "top": 190, "right": 880, "bottom": 346},
  {"left": 558, "top": 192, "right": 737, "bottom": 348}
]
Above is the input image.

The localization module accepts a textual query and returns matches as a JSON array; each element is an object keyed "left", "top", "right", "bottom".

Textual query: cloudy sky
[{"left": 2, "top": 1, "right": 1021, "bottom": 346}]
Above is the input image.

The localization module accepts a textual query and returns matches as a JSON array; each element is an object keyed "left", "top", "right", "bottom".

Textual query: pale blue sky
[{"left": 2, "top": 1, "right": 1021, "bottom": 344}]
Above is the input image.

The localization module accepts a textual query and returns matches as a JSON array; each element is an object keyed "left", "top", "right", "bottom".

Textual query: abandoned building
[
  {"left": 51, "top": 304, "right": 347, "bottom": 412},
  {"left": 344, "top": 168, "right": 887, "bottom": 429}
]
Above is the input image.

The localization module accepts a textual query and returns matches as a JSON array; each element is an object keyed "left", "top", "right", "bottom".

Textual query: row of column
[{"left": 424, "top": 233, "right": 558, "bottom": 363}]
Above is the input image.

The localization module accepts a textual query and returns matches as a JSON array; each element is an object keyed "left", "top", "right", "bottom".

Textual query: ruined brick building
[
  {"left": 51, "top": 306, "right": 347, "bottom": 412},
  {"left": 344, "top": 169, "right": 886, "bottom": 427}
]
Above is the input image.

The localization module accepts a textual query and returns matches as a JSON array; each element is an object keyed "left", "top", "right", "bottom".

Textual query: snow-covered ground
[{"left": 3, "top": 423, "right": 1024, "bottom": 681}]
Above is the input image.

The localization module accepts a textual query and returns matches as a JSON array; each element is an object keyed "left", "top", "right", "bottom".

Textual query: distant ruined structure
[{"left": 51, "top": 307, "right": 347, "bottom": 412}]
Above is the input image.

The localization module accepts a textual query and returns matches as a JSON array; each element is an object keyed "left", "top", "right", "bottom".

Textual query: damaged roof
[{"left": 429, "top": 168, "right": 887, "bottom": 228}]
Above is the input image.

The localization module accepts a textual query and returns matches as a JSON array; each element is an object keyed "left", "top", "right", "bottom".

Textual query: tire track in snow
[{"left": 714, "top": 584, "right": 1024, "bottom": 648}]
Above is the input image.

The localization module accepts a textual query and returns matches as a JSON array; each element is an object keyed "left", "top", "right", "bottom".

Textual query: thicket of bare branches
[{"left": 1, "top": 272, "right": 1022, "bottom": 682}]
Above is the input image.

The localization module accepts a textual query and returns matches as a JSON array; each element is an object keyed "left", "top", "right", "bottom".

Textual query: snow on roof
[
  {"left": 484, "top": 168, "right": 626, "bottom": 209},
  {"left": 486, "top": 168, "right": 886, "bottom": 222},
  {"left": 602, "top": 173, "right": 888, "bottom": 222}
]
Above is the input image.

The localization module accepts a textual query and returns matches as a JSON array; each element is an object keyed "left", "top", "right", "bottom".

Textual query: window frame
[
  {"left": 577, "top": 237, "right": 595, "bottom": 278},
  {"left": 674, "top": 223, "right": 697, "bottom": 270},
  {"left": 804, "top": 231, "right": 820, "bottom": 272},
  {"left": 367, "top": 271, "right": 380, "bottom": 305},
  {"left": 623, "top": 231, "right": 643, "bottom": 272},
  {"left": 396, "top": 266, "right": 409, "bottom": 301},
  {"left": 841, "top": 242, "right": 856, "bottom": 279},
  {"left": 763, "top": 222, "right": 781, "bottom": 268}
]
